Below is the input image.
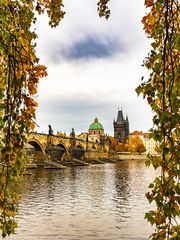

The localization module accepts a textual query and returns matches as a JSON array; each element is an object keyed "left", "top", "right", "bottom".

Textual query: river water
[{"left": 5, "top": 160, "right": 157, "bottom": 240}]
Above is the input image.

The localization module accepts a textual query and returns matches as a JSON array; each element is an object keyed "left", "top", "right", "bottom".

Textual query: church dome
[{"left": 89, "top": 117, "right": 104, "bottom": 130}]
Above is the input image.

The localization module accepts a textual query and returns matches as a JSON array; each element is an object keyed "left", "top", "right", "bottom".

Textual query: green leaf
[{"left": 135, "top": 85, "right": 143, "bottom": 95}]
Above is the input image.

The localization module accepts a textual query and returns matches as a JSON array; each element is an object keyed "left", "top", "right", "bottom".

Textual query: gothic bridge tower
[{"left": 113, "top": 109, "right": 129, "bottom": 143}]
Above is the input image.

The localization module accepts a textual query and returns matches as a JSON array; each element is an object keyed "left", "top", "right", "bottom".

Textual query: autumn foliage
[
  {"left": 136, "top": 0, "right": 180, "bottom": 239},
  {"left": 109, "top": 136, "right": 146, "bottom": 154},
  {"left": 127, "top": 136, "right": 146, "bottom": 154},
  {"left": 109, "top": 137, "right": 126, "bottom": 152}
]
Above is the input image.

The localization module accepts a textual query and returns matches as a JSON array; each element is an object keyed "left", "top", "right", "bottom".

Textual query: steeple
[{"left": 116, "top": 109, "right": 124, "bottom": 123}]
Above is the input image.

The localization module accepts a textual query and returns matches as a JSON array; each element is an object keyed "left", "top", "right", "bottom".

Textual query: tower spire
[{"left": 117, "top": 108, "right": 124, "bottom": 122}]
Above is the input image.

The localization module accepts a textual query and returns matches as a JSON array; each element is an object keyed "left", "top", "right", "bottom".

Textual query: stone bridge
[{"left": 26, "top": 132, "right": 110, "bottom": 163}]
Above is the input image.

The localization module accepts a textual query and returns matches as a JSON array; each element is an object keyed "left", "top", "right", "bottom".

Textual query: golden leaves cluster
[
  {"left": 0, "top": 0, "right": 48, "bottom": 237},
  {"left": 97, "top": 0, "right": 110, "bottom": 19},
  {"left": 35, "top": 0, "right": 65, "bottom": 27}
]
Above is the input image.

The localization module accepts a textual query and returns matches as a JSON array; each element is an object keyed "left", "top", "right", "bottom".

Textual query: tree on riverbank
[
  {"left": 127, "top": 136, "right": 146, "bottom": 154},
  {"left": 109, "top": 136, "right": 126, "bottom": 152},
  {"left": 109, "top": 135, "right": 146, "bottom": 154}
]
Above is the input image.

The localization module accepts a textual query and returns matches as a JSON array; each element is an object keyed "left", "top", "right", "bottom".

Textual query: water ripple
[{"left": 3, "top": 160, "right": 157, "bottom": 240}]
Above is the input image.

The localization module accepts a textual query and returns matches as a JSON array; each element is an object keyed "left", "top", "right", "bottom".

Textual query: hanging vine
[
  {"left": 0, "top": 0, "right": 110, "bottom": 238},
  {"left": 136, "top": 0, "right": 180, "bottom": 239}
]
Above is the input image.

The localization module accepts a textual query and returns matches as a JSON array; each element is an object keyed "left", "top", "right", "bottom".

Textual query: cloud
[
  {"left": 36, "top": 96, "right": 111, "bottom": 134},
  {"left": 35, "top": 0, "right": 148, "bottom": 64},
  {"left": 34, "top": 0, "right": 153, "bottom": 136},
  {"left": 36, "top": 89, "right": 153, "bottom": 136},
  {"left": 56, "top": 36, "right": 121, "bottom": 60}
]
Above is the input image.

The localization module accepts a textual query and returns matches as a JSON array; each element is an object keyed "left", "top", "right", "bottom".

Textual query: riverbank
[
  {"left": 116, "top": 154, "right": 147, "bottom": 161},
  {"left": 25, "top": 154, "right": 148, "bottom": 169}
]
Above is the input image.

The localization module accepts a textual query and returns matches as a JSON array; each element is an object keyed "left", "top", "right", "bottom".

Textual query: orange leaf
[{"left": 145, "top": 0, "right": 154, "bottom": 7}]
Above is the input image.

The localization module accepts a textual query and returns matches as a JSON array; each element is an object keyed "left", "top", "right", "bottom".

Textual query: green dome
[{"left": 89, "top": 117, "right": 104, "bottom": 130}]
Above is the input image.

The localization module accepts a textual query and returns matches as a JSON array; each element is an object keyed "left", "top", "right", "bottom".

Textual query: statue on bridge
[
  {"left": 70, "top": 128, "right": 75, "bottom": 138},
  {"left": 48, "top": 124, "right": 53, "bottom": 136}
]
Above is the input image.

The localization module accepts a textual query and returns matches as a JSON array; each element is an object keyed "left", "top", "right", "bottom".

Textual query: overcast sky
[{"left": 34, "top": 0, "right": 153, "bottom": 136}]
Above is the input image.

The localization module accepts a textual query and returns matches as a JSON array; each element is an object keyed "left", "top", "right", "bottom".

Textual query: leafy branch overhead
[
  {"left": 136, "top": 0, "right": 180, "bottom": 239},
  {"left": 0, "top": 0, "right": 110, "bottom": 238}
]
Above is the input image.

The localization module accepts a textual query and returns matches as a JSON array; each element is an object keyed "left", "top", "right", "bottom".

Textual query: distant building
[
  {"left": 88, "top": 117, "right": 104, "bottom": 143},
  {"left": 129, "top": 131, "right": 158, "bottom": 155},
  {"left": 129, "top": 130, "right": 144, "bottom": 141},
  {"left": 77, "top": 117, "right": 105, "bottom": 143},
  {"left": 113, "top": 109, "right": 129, "bottom": 143},
  {"left": 143, "top": 132, "right": 158, "bottom": 155}
]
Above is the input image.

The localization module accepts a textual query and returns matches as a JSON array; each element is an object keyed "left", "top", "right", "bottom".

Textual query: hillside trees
[
  {"left": 136, "top": 0, "right": 180, "bottom": 239},
  {"left": 0, "top": 0, "right": 110, "bottom": 237}
]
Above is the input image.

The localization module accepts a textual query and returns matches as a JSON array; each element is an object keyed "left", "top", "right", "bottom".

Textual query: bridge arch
[
  {"left": 76, "top": 144, "right": 84, "bottom": 150},
  {"left": 57, "top": 142, "right": 70, "bottom": 161},
  {"left": 28, "top": 139, "right": 44, "bottom": 151},
  {"left": 27, "top": 139, "right": 46, "bottom": 161},
  {"left": 71, "top": 144, "right": 85, "bottom": 159}
]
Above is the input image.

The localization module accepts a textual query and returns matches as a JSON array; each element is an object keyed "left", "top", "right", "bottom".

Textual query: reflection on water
[{"left": 4, "top": 160, "right": 157, "bottom": 240}]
